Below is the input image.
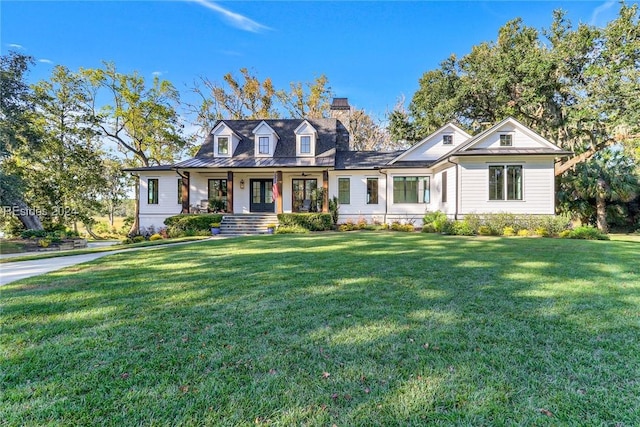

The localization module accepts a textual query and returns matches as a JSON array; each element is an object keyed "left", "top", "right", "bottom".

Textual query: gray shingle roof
[
  {"left": 335, "top": 151, "right": 406, "bottom": 169},
  {"left": 192, "top": 118, "right": 343, "bottom": 161}
]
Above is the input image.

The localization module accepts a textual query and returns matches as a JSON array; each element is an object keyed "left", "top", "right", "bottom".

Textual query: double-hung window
[
  {"left": 393, "top": 177, "right": 430, "bottom": 203},
  {"left": 148, "top": 179, "right": 159, "bottom": 204},
  {"left": 217, "top": 137, "right": 229, "bottom": 155},
  {"left": 258, "top": 137, "right": 270, "bottom": 154},
  {"left": 338, "top": 178, "right": 350, "bottom": 204},
  {"left": 300, "top": 136, "right": 311, "bottom": 154},
  {"left": 489, "top": 165, "right": 522, "bottom": 200},
  {"left": 367, "top": 178, "right": 378, "bottom": 204}
]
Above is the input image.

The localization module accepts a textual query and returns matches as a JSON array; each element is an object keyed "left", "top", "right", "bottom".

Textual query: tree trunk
[
  {"left": 595, "top": 178, "right": 608, "bottom": 233},
  {"left": 128, "top": 179, "right": 140, "bottom": 236},
  {"left": 11, "top": 198, "right": 44, "bottom": 230}
]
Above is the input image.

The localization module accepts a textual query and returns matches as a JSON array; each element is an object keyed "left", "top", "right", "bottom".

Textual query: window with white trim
[
  {"left": 443, "top": 134, "right": 453, "bottom": 145},
  {"left": 489, "top": 165, "right": 522, "bottom": 200},
  {"left": 499, "top": 134, "right": 513, "bottom": 147},
  {"left": 393, "top": 177, "right": 430, "bottom": 204},
  {"left": 258, "top": 137, "right": 270, "bottom": 154},
  {"left": 217, "top": 136, "right": 229, "bottom": 155},
  {"left": 367, "top": 177, "right": 378, "bottom": 204},
  {"left": 338, "top": 178, "right": 350, "bottom": 204}
]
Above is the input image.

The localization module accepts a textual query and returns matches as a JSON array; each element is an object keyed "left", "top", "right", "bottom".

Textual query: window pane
[
  {"left": 148, "top": 179, "right": 158, "bottom": 204},
  {"left": 218, "top": 137, "right": 228, "bottom": 154},
  {"left": 507, "top": 166, "right": 522, "bottom": 200},
  {"left": 367, "top": 178, "right": 378, "bottom": 204},
  {"left": 500, "top": 134, "right": 512, "bottom": 146},
  {"left": 423, "top": 177, "right": 431, "bottom": 203},
  {"left": 489, "top": 166, "right": 504, "bottom": 200},
  {"left": 393, "top": 177, "right": 405, "bottom": 203},
  {"left": 443, "top": 134, "right": 453, "bottom": 145},
  {"left": 252, "top": 181, "right": 261, "bottom": 203},
  {"left": 300, "top": 136, "right": 311, "bottom": 154},
  {"left": 441, "top": 172, "right": 447, "bottom": 203},
  {"left": 259, "top": 137, "right": 269, "bottom": 154},
  {"left": 338, "top": 178, "right": 350, "bottom": 204}
]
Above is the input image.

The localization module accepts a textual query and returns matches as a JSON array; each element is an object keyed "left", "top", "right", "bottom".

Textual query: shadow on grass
[{"left": 2, "top": 233, "right": 639, "bottom": 425}]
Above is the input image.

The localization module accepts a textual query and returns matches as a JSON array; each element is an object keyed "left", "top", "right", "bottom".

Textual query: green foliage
[
  {"left": 565, "top": 225, "right": 610, "bottom": 240},
  {"left": 390, "top": 222, "right": 415, "bottom": 232},
  {"left": 275, "top": 225, "right": 309, "bottom": 234},
  {"left": 163, "top": 214, "right": 223, "bottom": 235},
  {"left": 149, "top": 233, "right": 163, "bottom": 241},
  {"left": 132, "top": 236, "right": 146, "bottom": 243},
  {"left": 478, "top": 225, "right": 494, "bottom": 236},
  {"left": 518, "top": 229, "right": 532, "bottom": 237},
  {"left": 535, "top": 227, "right": 551, "bottom": 237},
  {"left": 450, "top": 220, "right": 476, "bottom": 236},
  {"left": 277, "top": 213, "right": 332, "bottom": 231},
  {"left": 423, "top": 211, "right": 451, "bottom": 232},
  {"left": 208, "top": 198, "right": 226, "bottom": 213},
  {"left": 328, "top": 196, "right": 339, "bottom": 225},
  {"left": 503, "top": 226, "right": 516, "bottom": 236}
]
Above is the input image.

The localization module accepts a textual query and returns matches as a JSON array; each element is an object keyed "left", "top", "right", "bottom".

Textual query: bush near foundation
[{"left": 277, "top": 213, "right": 332, "bottom": 231}]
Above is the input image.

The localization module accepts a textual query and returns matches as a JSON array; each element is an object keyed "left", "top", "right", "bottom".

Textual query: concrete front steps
[{"left": 219, "top": 214, "right": 278, "bottom": 235}]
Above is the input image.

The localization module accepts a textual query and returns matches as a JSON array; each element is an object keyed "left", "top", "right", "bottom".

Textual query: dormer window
[
  {"left": 294, "top": 120, "right": 317, "bottom": 157},
  {"left": 443, "top": 134, "right": 453, "bottom": 145},
  {"left": 300, "top": 136, "right": 311, "bottom": 154},
  {"left": 258, "top": 137, "right": 270, "bottom": 154},
  {"left": 217, "top": 137, "right": 229, "bottom": 155},
  {"left": 500, "top": 134, "right": 513, "bottom": 147}
]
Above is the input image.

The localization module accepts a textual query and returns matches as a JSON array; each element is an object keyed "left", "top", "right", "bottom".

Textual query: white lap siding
[
  {"left": 458, "top": 156, "right": 555, "bottom": 215},
  {"left": 139, "top": 172, "right": 182, "bottom": 230},
  {"left": 329, "top": 170, "right": 387, "bottom": 223}
]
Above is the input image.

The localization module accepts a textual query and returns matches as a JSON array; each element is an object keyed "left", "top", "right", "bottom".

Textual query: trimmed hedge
[
  {"left": 277, "top": 213, "right": 332, "bottom": 231},
  {"left": 163, "top": 214, "right": 223, "bottom": 232}
]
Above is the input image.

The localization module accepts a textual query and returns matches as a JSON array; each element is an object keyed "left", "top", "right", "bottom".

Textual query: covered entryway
[{"left": 250, "top": 179, "right": 275, "bottom": 212}]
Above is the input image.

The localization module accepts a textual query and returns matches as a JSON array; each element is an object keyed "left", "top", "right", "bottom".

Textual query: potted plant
[
  {"left": 210, "top": 222, "right": 221, "bottom": 235},
  {"left": 208, "top": 197, "right": 226, "bottom": 213},
  {"left": 266, "top": 223, "right": 276, "bottom": 234}
]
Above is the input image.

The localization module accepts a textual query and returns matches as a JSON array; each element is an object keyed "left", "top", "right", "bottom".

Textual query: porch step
[{"left": 219, "top": 214, "right": 278, "bottom": 235}]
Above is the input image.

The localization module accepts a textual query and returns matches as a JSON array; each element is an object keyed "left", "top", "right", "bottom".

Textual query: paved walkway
[{"left": 0, "top": 238, "right": 222, "bottom": 286}]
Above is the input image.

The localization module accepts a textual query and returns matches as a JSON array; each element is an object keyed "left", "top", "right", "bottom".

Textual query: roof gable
[
  {"left": 390, "top": 123, "right": 471, "bottom": 164},
  {"left": 458, "top": 117, "right": 560, "bottom": 152}
]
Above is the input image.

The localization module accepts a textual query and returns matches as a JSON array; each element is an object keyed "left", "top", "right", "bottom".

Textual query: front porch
[{"left": 180, "top": 169, "right": 330, "bottom": 215}]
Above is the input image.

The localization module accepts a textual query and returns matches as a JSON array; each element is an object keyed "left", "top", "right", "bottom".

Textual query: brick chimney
[{"left": 330, "top": 98, "right": 352, "bottom": 151}]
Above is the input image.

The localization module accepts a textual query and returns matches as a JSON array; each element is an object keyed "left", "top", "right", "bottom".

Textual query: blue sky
[{"left": 1, "top": 1, "right": 623, "bottom": 121}]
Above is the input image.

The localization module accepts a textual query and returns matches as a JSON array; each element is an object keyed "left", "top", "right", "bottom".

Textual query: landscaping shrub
[
  {"left": 277, "top": 213, "right": 332, "bottom": 231},
  {"left": 390, "top": 222, "right": 414, "bottom": 232},
  {"left": 503, "top": 226, "right": 516, "bottom": 236},
  {"left": 565, "top": 225, "right": 609, "bottom": 240},
  {"left": 478, "top": 225, "right": 494, "bottom": 236},
  {"left": 275, "top": 225, "right": 309, "bottom": 234},
  {"left": 450, "top": 220, "right": 476, "bottom": 236},
  {"left": 164, "top": 214, "right": 223, "bottom": 236},
  {"left": 423, "top": 211, "right": 451, "bottom": 232},
  {"left": 121, "top": 237, "right": 134, "bottom": 244},
  {"left": 421, "top": 223, "right": 436, "bottom": 233},
  {"left": 535, "top": 227, "right": 550, "bottom": 237},
  {"left": 149, "top": 233, "right": 163, "bottom": 241},
  {"left": 517, "top": 229, "right": 532, "bottom": 237},
  {"left": 132, "top": 236, "right": 146, "bottom": 243}
]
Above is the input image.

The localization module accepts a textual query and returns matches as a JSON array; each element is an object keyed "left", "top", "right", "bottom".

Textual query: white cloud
[
  {"left": 152, "top": 71, "right": 164, "bottom": 76},
  {"left": 8, "top": 43, "right": 24, "bottom": 49},
  {"left": 38, "top": 59, "right": 54, "bottom": 64},
  {"left": 189, "top": 0, "right": 270, "bottom": 33},
  {"left": 590, "top": 0, "right": 616, "bottom": 26}
]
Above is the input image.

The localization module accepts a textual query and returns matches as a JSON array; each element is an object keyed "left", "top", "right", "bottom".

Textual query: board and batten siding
[
  {"left": 458, "top": 156, "right": 555, "bottom": 215},
  {"left": 139, "top": 172, "right": 183, "bottom": 230}
]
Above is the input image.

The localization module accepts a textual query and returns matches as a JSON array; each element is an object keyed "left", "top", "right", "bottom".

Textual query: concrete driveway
[{"left": 0, "top": 238, "right": 217, "bottom": 286}]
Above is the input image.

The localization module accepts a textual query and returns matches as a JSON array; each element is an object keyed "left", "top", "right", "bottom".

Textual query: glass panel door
[{"left": 249, "top": 179, "right": 275, "bottom": 212}]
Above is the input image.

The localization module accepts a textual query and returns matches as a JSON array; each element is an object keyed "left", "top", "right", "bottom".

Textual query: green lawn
[{"left": 1, "top": 233, "right": 639, "bottom": 426}]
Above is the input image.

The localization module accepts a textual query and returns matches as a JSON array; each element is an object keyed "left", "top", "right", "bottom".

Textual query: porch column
[
  {"left": 227, "top": 171, "right": 234, "bottom": 213},
  {"left": 181, "top": 171, "right": 190, "bottom": 214},
  {"left": 322, "top": 170, "right": 329, "bottom": 213},
  {"left": 276, "top": 170, "right": 283, "bottom": 214}
]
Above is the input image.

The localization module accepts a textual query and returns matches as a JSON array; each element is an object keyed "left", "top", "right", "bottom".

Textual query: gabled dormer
[
  {"left": 211, "top": 121, "right": 241, "bottom": 158},
  {"left": 389, "top": 123, "right": 472, "bottom": 164},
  {"left": 253, "top": 121, "right": 279, "bottom": 157},
  {"left": 294, "top": 120, "right": 318, "bottom": 157}
]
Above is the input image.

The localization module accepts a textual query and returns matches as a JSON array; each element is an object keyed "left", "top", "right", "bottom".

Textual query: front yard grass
[{"left": 1, "top": 233, "right": 639, "bottom": 425}]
